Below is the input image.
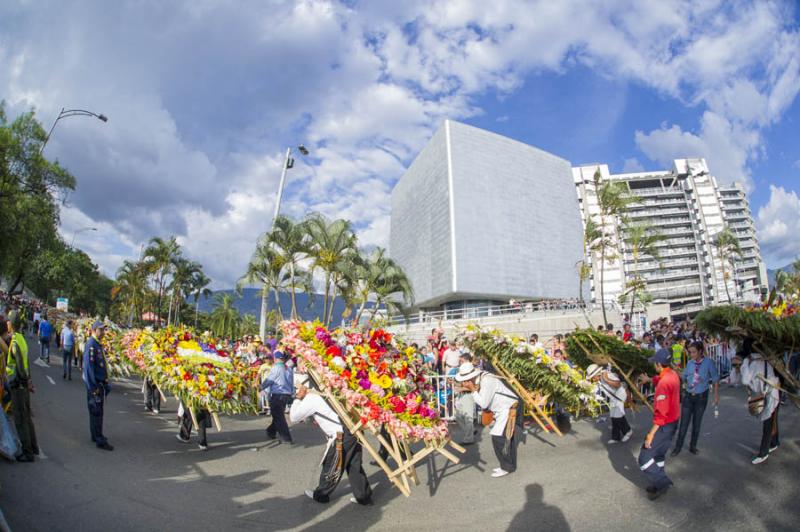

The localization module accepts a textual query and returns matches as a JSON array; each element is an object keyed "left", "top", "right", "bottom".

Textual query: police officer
[{"left": 83, "top": 321, "right": 113, "bottom": 451}]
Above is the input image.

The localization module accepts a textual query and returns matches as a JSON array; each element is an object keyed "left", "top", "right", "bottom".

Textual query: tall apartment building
[{"left": 572, "top": 158, "right": 768, "bottom": 315}]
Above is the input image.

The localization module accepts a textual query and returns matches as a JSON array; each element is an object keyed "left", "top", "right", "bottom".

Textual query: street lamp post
[
  {"left": 259, "top": 144, "right": 309, "bottom": 338},
  {"left": 70, "top": 226, "right": 97, "bottom": 247},
  {"left": 41, "top": 107, "right": 108, "bottom": 154}
]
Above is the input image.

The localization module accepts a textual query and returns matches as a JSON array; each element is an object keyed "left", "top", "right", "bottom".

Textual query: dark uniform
[{"left": 83, "top": 331, "right": 113, "bottom": 450}]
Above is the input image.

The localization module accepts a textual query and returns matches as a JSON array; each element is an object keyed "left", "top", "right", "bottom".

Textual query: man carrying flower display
[
  {"left": 290, "top": 373, "right": 374, "bottom": 505},
  {"left": 261, "top": 350, "right": 294, "bottom": 443},
  {"left": 456, "top": 362, "right": 520, "bottom": 478}
]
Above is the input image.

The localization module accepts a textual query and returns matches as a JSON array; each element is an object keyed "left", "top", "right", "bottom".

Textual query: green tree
[
  {"left": 621, "top": 222, "right": 666, "bottom": 316},
  {"left": 304, "top": 214, "right": 357, "bottom": 326},
  {"left": 269, "top": 215, "right": 313, "bottom": 320},
  {"left": 191, "top": 271, "right": 212, "bottom": 329},
  {"left": 348, "top": 247, "right": 414, "bottom": 324},
  {"left": 142, "top": 236, "right": 180, "bottom": 327},
  {"left": 239, "top": 313, "right": 259, "bottom": 336},
  {"left": 713, "top": 226, "right": 743, "bottom": 303},
  {"left": 592, "top": 168, "right": 638, "bottom": 326},
  {"left": 239, "top": 242, "right": 290, "bottom": 330},
  {"left": 210, "top": 293, "right": 241, "bottom": 339}
]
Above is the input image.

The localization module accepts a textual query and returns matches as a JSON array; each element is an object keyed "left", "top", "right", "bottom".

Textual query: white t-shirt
[
  {"left": 741, "top": 356, "right": 780, "bottom": 421},
  {"left": 443, "top": 348, "right": 461, "bottom": 369},
  {"left": 472, "top": 373, "right": 518, "bottom": 436},
  {"left": 289, "top": 393, "right": 343, "bottom": 438}
]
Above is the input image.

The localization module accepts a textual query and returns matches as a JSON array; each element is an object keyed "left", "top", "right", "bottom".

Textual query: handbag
[
  {"left": 747, "top": 361, "right": 768, "bottom": 417},
  {"left": 481, "top": 410, "right": 494, "bottom": 426}
]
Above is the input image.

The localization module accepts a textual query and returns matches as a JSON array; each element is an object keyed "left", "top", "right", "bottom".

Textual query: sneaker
[
  {"left": 622, "top": 430, "right": 633, "bottom": 442},
  {"left": 198, "top": 443, "right": 208, "bottom": 450},
  {"left": 176, "top": 434, "right": 190, "bottom": 444},
  {"left": 97, "top": 442, "right": 114, "bottom": 451},
  {"left": 305, "top": 490, "right": 315, "bottom": 500},
  {"left": 491, "top": 469, "right": 510, "bottom": 478},
  {"left": 671, "top": 448, "right": 681, "bottom": 457},
  {"left": 751, "top": 454, "right": 768, "bottom": 465},
  {"left": 607, "top": 439, "right": 620, "bottom": 445},
  {"left": 769, "top": 444, "right": 779, "bottom": 453},
  {"left": 153, "top": 409, "right": 160, "bottom": 415},
  {"left": 689, "top": 447, "right": 699, "bottom": 455},
  {"left": 492, "top": 467, "right": 502, "bottom": 473}
]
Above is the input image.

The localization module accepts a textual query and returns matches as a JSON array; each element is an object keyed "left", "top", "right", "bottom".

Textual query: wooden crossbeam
[{"left": 492, "top": 357, "right": 562, "bottom": 436}]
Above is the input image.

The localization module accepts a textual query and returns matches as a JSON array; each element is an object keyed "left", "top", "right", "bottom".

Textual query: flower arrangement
[
  {"left": 279, "top": 320, "right": 449, "bottom": 442},
  {"left": 461, "top": 324, "right": 601, "bottom": 416},
  {"left": 564, "top": 328, "right": 655, "bottom": 376},
  {"left": 116, "top": 326, "right": 260, "bottom": 415}
]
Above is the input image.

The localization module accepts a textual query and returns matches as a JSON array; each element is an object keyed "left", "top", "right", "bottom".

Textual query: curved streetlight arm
[{"left": 41, "top": 107, "right": 108, "bottom": 154}]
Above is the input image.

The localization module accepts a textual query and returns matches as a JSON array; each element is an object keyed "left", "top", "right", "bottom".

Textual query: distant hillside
[
  {"left": 767, "top": 264, "right": 795, "bottom": 289},
  {"left": 194, "top": 288, "right": 348, "bottom": 323}
]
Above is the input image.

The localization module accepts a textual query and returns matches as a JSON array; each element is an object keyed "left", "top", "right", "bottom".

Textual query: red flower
[
  {"left": 341, "top": 369, "right": 352, "bottom": 379},
  {"left": 326, "top": 345, "right": 341, "bottom": 358}
]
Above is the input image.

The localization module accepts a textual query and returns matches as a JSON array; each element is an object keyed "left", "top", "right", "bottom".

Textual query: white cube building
[{"left": 390, "top": 120, "right": 585, "bottom": 312}]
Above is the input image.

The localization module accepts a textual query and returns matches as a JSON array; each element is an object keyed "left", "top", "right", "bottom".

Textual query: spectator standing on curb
[{"left": 637, "top": 348, "right": 680, "bottom": 500}]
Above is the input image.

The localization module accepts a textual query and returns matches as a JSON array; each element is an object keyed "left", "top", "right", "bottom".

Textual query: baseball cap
[
  {"left": 273, "top": 351, "right": 285, "bottom": 360},
  {"left": 648, "top": 348, "right": 672, "bottom": 366},
  {"left": 92, "top": 320, "right": 106, "bottom": 330}
]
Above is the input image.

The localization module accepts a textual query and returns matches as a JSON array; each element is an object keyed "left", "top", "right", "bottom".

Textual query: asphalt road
[{"left": 1, "top": 335, "right": 798, "bottom": 532}]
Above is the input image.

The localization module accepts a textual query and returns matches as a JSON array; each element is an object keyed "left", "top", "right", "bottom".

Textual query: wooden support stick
[
  {"left": 447, "top": 440, "right": 466, "bottom": 454},
  {"left": 189, "top": 406, "right": 199, "bottom": 431},
  {"left": 156, "top": 383, "right": 167, "bottom": 404},
  {"left": 389, "top": 446, "right": 436, "bottom": 479},
  {"left": 389, "top": 432, "right": 411, "bottom": 493},
  {"left": 401, "top": 440, "right": 420, "bottom": 486},
  {"left": 211, "top": 412, "right": 222, "bottom": 432},
  {"left": 433, "top": 445, "right": 461, "bottom": 464}
]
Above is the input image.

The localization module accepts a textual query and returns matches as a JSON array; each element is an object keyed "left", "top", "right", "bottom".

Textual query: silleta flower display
[{"left": 279, "top": 321, "right": 450, "bottom": 442}]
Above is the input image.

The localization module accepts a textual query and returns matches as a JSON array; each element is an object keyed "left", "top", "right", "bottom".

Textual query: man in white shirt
[
  {"left": 442, "top": 340, "right": 461, "bottom": 373},
  {"left": 456, "top": 363, "right": 520, "bottom": 478},
  {"left": 740, "top": 345, "right": 781, "bottom": 465},
  {"left": 290, "top": 374, "right": 373, "bottom": 505}
]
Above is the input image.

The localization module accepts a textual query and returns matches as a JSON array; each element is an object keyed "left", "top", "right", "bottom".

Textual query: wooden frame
[
  {"left": 491, "top": 357, "right": 563, "bottom": 436},
  {"left": 304, "top": 366, "right": 464, "bottom": 497}
]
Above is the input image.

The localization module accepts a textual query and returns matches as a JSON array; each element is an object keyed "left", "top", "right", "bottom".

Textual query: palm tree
[
  {"left": 348, "top": 247, "right": 414, "bottom": 324},
  {"left": 143, "top": 236, "right": 181, "bottom": 328},
  {"left": 592, "top": 168, "right": 639, "bottom": 326},
  {"left": 304, "top": 214, "right": 357, "bottom": 326},
  {"left": 239, "top": 313, "right": 259, "bottom": 336},
  {"left": 115, "top": 259, "right": 149, "bottom": 327},
  {"left": 269, "top": 215, "right": 311, "bottom": 319},
  {"left": 191, "top": 271, "right": 212, "bottom": 329},
  {"left": 210, "top": 293, "right": 241, "bottom": 339},
  {"left": 622, "top": 222, "right": 666, "bottom": 316},
  {"left": 239, "top": 241, "right": 290, "bottom": 334},
  {"left": 168, "top": 258, "right": 201, "bottom": 326},
  {"left": 713, "top": 226, "right": 743, "bottom": 303}
]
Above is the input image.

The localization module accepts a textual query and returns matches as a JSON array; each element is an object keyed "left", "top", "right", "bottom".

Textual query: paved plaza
[{"left": 1, "top": 339, "right": 798, "bottom": 532}]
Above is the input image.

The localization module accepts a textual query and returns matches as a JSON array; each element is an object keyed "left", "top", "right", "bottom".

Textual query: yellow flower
[{"left": 378, "top": 374, "right": 392, "bottom": 389}]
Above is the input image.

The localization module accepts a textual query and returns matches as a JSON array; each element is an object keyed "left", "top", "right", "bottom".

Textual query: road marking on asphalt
[
  {"left": 34, "top": 358, "right": 49, "bottom": 368},
  {"left": 46, "top": 376, "right": 56, "bottom": 385}
]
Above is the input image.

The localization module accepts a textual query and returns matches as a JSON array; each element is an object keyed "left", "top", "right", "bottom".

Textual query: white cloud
[
  {"left": 2, "top": 0, "right": 798, "bottom": 288},
  {"left": 757, "top": 186, "right": 800, "bottom": 267},
  {"left": 621, "top": 158, "right": 645, "bottom": 173}
]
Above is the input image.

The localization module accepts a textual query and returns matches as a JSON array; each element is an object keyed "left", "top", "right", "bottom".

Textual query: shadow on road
[{"left": 507, "top": 483, "right": 570, "bottom": 532}]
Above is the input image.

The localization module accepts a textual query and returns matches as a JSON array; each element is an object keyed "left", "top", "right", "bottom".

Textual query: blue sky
[{"left": 1, "top": 0, "right": 798, "bottom": 287}]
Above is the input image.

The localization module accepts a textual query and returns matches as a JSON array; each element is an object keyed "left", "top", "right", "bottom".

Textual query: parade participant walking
[
  {"left": 672, "top": 341, "right": 718, "bottom": 456},
  {"left": 262, "top": 350, "right": 294, "bottom": 443},
  {"left": 176, "top": 401, "right": 211, "bottom": 450},
  {"left": 83, "top": 321, "right": 113, "bottom": 451},
  {"left": 6, "top": 312, "right": 38, "bottom": 462},
  {"left": 741, "top": 341, "right": 781, "bottom": 464},
  {"left": 290, "top": 374, "right": 373, "bottom": 505},
  {"left": 143, "top": 377, "right": 161, "bottom": 414},
  {"left": 60, "top": 320, "right": 76, "bottom": 380},
  {"left": 38, "top": 314, "right": 52, "bottom": 364},
  {"left": 456, "top": 362, "right": 520, "bottom": 478},
  {"left": 587, "top": 364, "right": 632, "bottom": 444},
  {"left": 637, "top": 349, "right": 680, "bottom": 500}
]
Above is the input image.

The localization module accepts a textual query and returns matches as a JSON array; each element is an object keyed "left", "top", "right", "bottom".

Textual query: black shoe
[
  {"left": 689, "top": 447, "right": 699, "bottom": 455},
  {"left": 16, "top": 454, "right": 35, "bottom": 463},
  {"left": 266, "top": 432, "right": 277, "bottom": 440},
  {"left": 62, "top": 374, "right": 66, "bottom": 380},
  {"left": 68, "top": 376, "right": 72, "bottom": 380},
  {"left": 97, "top": 442, "right": 114, "bottom": 451},
  {"left": 647, "top": 484, "right": 670, "bottom": 500},
  {"left": 671, "top": 447, "right": 681, "bottom": 457},
  {"left": 460, "top": 441, "right": 476, "bottom": 446}
]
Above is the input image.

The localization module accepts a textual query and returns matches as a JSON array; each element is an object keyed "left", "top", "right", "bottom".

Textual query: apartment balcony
[
  {"left": 725, "top": 212, "right": 748, "bottom": 221},
  {"left": 634, "top": 197, "right": 687, "bottom": 208},
  {"left": 625, "top": 248, "right": 696, "bottom": 261},
  {"left": 729, "top": 221, "right": 752, "bottom": 229},
  {"left": 627, "top": 187, "right": 685, "bottom": 198},
  {"left": 653, "top": 237, "right": 697, "bottom": 247},
  {"left": 649, "top": 284, "right": 703, "bottom": 298},
  {"left": 642, "top": 267, "right": 700, "bottom": 282},
  {"left": 628, "top": 207, "right": 689, "bottom": 218}
]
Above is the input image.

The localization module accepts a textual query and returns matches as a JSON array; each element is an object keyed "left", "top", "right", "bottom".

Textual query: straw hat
[{"left": 454, "top": 362, "right": 481, "bottom": 382}]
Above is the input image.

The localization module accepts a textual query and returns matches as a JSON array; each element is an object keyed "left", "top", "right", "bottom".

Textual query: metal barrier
[
  {"left": 429, "top": 374, "right": 456, "bottom": 420},
  {"left": 707, "top": 343, "right": 732, "bottom": 379}
]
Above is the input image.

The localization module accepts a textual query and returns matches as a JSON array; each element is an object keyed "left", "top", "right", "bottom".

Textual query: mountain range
[
  {"left": 767, "top": 263, "right": 795, "bottom": 289},
  {"left": 195, "top": 288, "right": 348, "bottom": 322}
]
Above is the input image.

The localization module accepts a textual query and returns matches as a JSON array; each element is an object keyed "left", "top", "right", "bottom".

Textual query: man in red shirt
[{"left": 638, "top": 348, "right": 680, "bottom": 500}]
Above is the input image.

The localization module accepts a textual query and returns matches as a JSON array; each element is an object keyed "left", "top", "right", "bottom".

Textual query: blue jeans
[
  {"left": 40, "top": 338, "right": 51, "bottom": 360},
  {"left": 675, "top": 391, "right": 708, "bottom": 450},
  {"left": 63, "top": 348, "right": 74, "bottom": 378},
  {"left": 638, "top": 421, "right": 678, "bottom": 489}
]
